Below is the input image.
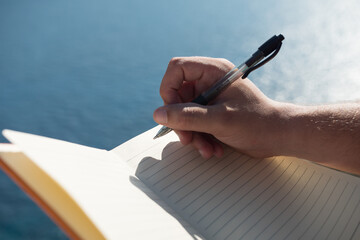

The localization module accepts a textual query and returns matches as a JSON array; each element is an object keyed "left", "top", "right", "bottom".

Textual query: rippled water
[{"left": 1, "top": 0, "right": 359, "bottom": 238}]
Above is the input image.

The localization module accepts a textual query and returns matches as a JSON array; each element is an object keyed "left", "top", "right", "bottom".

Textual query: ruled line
[
  {"left": 312, "top": 182, "right": 349, "bottom": 239},
  {"left": 295, "top": 178, "right": 341, "bottom": 240},
  {"left": 187, "top": 158, "right": 270, "bottom": 217},
  {"left": 279, "top": 175, "right": 333, "bottom": 240},
  {"left": 144, "top": 148, "right": 197, "bottom": 180},
  {"left": 181, "top": 156, "right": 259, "bottom": 211},
  {"left": 248, "top": 173, "right": 323, "bottom": 239},
  {"left": 327, "top": 186, "right": 358, "bottom": 240},
  {"left": 263, "top": 174, "right": 325, "bottom": 240},
  {"left": 161, "top": 150, "right": 234, "bottom": 194},
  {"left": 349, "top": 203, "right": 360, "bottom": 240},
  {"left": 174, "top": 154, "right": 250, "bottom": 205},
  {"left": 152, "top": 153, "right": 201, "bottom": 185},
  {"left": 203, "top": 159, "right": 287, "bottom": 230},
  {"left": 238, "top": 170, "right": 317, "bottom": 239},
  {"left": 218, "top": 166, "right": 309, "bottom": 239},
  {"left": 137, "top": 143, "right": 189, "bottom": 174}
]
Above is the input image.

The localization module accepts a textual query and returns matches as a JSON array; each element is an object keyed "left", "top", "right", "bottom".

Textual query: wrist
[
  {"left": 242, "top": 100, "right": 301, "bottom": 158},
  {"left": 270, "top": 101, "right": 309, "bottom": 157},
  {"left": 265, "top": 101, "right": 360, "bottom": 175},
  {"left": 273, "top": 102, "right": 346, "bottom": 161}
]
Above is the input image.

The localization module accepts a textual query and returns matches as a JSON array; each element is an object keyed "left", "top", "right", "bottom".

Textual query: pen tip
[{"left": 153, "top": 126, "right": 172, "bottom": 140}]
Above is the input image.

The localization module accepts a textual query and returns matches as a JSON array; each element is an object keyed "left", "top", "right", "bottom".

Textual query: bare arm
[{"left": 277, "top": 102, "right": 360, "bottom": 174}]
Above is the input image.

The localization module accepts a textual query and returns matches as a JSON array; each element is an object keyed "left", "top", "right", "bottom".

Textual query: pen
[{"left": 154, "top": 34, "right": 285, "bottom": 139}]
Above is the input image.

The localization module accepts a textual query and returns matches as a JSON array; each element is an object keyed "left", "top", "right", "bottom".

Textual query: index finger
[{"left": 159, "top": 57, "right": 234, "bottom": 104}]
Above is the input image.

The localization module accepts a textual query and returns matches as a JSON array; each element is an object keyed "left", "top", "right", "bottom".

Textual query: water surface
[{"left": 1, "top": 0, "right": 359, "bottom": 238}]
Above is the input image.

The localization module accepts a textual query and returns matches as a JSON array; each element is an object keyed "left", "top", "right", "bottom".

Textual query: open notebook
[{"left": 0, "top": 127, "right": 360, "bottom": 240}]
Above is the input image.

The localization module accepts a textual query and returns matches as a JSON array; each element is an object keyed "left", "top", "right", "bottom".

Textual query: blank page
[
  {"left": 3, "top": 129, "right": 198, "bottom": 240},
  {"left": 112, "top": 127, "right": 360, "bottom": 240}
]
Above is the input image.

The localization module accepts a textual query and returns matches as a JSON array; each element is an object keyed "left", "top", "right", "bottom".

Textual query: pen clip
[{"left": 242, "top": 38, "right": 283, "bottom": 79}]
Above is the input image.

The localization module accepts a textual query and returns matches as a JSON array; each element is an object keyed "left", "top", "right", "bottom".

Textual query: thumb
[{"left": 153, "top": 103, "right": 220, "bottom": 134}]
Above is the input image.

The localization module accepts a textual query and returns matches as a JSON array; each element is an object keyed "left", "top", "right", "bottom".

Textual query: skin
[{"left": 153, "top": 57, "right": 360, "bottom": 175}]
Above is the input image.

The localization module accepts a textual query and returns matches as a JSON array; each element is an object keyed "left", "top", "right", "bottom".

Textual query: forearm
[{"left": 276, "top": 102, "right": 360, "bottom": 174}]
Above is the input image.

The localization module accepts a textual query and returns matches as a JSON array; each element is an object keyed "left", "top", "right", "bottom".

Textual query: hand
[{"left": 153, "top": 57, "right": 285, "bottom": 159}]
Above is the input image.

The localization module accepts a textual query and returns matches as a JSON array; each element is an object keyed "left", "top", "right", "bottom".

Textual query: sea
[{"left": 1, "top": 0, "right": 360, "bottom": 238}]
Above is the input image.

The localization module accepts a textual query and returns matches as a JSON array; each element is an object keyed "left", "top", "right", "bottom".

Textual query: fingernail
[
  {"left": 199, "top": 149, "right": 206, "bottom": 159},
  {"left": 177, "top": 133, "right": 185, "bottom": 144},
  {"left": 154, "top": 108, "right": 168, "bottom": 124}
]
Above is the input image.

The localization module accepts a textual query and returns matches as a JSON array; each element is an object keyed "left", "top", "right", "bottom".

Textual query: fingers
[
  {"left": 175, "top": 130, "right": 224, "bottom": 159},
  {"left": 156, "top": 57, "right": 234, "bottom": 159},
  {"left": 193, "top": 133, "right": 216, "bottom": 159},
  {"left": 153, "top": 102, "right": 223, "bottom": 134},
  {"left": 174, "top": 130, "right": 193, "bottom": 145},
  {"left": 160, "top": 57, "right": 234, "bottom": 104}
]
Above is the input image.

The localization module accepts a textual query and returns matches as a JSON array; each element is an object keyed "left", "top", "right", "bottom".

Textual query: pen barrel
[
  {"left": 192, "top": 95, "right": 209, "bottom": 105},
  {"left": 192, "top": 64, "right": 247, "bottom": 105},
  {"left": 245, "top": 50, "right": 264, "bottom": 68}
]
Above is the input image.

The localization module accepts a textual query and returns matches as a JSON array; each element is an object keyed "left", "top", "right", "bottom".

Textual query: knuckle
[
  {"left": 217, "top": 58, "right": 235, "bottom": 71},
  {"left": 159, "top": 85, "right": 167, "bottom": 99},
  {"left": 168, "top": 57, "right": 182, "bottom": 67}
]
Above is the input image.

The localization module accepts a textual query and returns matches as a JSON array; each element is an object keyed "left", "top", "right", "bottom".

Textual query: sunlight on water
[{"left": 252, "top": 0, "right": 360, "bottom": 104}]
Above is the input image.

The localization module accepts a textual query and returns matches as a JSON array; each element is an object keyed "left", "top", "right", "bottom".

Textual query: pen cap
[
  {"left": 258, "top": 34, "right": 284, "bottom": 57},
  {"left": 243, "top": 34, "right": 285, "bottom": 79}
]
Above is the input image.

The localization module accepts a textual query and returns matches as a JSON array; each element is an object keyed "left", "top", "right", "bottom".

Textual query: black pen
[{"left": 154, "top": 34, "right": 285, "bottom": 139}]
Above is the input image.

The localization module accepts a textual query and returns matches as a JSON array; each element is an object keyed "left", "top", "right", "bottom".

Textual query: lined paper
[{"left": 112, "top": 127, "right": 360, "bottom": 240}]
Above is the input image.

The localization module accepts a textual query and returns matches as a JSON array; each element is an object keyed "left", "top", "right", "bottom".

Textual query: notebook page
[
  {"left": 112, "top": 127, "right": 360, "bottom": 240},
  {"left": 3, "top": 130, "right": 198, "bottom": 240},
  {"left": 111, "top": 126, "right": 203, "bottom": 238}
]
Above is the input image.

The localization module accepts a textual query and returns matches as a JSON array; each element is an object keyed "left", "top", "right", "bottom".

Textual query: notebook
[{"left": 0, "top": 127, "right": 359, "bottom": 239}]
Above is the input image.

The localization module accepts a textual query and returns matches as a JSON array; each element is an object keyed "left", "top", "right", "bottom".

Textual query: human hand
[{"left": 153, "top": 57, "right": 285, "bottom": 159}]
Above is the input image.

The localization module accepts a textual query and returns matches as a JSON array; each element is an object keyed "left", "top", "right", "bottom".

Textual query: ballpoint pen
[{"left": 154, "top": 34, "right": 285, "bottom": 139}]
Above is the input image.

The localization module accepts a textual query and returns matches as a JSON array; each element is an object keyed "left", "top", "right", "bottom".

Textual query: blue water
[{"left": 1, "top": 0, "right": 360, "bottom": 238}]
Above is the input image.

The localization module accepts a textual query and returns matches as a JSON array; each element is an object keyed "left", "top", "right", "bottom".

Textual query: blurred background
[{"left": 0, "top": 0, "right": 359, "bottom": 238}]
